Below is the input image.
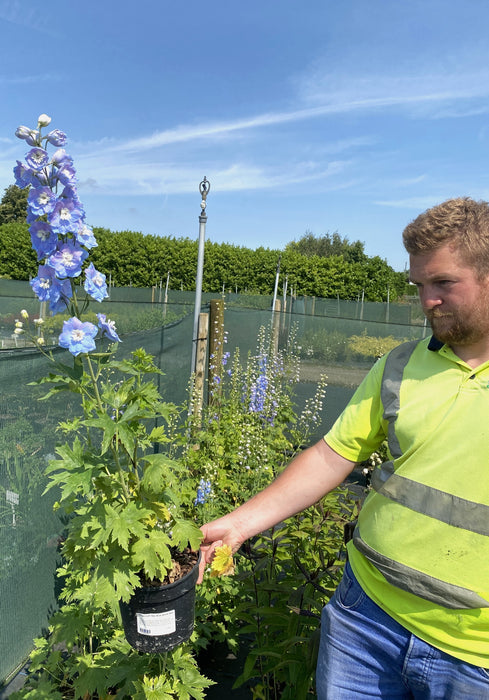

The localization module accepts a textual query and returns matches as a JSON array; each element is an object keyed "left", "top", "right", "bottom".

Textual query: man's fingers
[{"left": 197, "top": 540, "right": 223, "bottom": 584}]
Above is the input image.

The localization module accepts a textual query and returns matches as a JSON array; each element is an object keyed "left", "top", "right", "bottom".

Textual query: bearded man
[{"left": 199, "top": 197, "right": 489, "bottom": 699}]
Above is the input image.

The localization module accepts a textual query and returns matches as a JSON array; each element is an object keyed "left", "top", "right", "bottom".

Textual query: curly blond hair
[{"left": 403, "top": 197, "right": 489, "bottom": 278}]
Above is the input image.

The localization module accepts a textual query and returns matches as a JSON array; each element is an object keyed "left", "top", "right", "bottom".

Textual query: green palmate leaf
[
  {"left": 87, "top": 501, "right": 150, "bottom": 550},
  {"left": 83, "top": 413, "right": 117, "bottom": 454},
  {"left": 117, "top": 421, "right": 138, "bottom": 456},
  {"left": 118, "top": 400, "right": 145, "bottom": 423},
  {"left": 73, "top": 572, "right": 119, "bottom": 609},
  {"left": 176, "top": 665, "right": 214, "bottom": 700},
  {"left": 49, "top": 603, "right": 93, "bottom": 649},
  {"left": 131, "top": 529, "right": 172, "bottom": 580},
  {"left": 72, "top": 655, "right": 113, "bottom": 700},
  {"left": 148, "top": 425, "right": 169, "bottom": 443},
  {"left": 11, "top": 678, "right": 63, "bottom": 699},
  {"left": 172, "top": 518, "right": 204, "bottom": 552},
  {"left": 140, "top": 453, "right": 182, "bottom": 493},
  {"left": 133, "top": 675, "right": 174, "bottom": 700},
  {"left": 109, "top": 501, "right": 150, "bottom": 549}
]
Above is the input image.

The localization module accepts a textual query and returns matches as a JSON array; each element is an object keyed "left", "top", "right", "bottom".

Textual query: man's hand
[{"left": 197, "top": 516, "right": 247, "bottom": 583}]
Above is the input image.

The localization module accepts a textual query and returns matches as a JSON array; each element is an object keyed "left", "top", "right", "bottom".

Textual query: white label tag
[
  {"left": 136, "top": 610, "right": 176, "bottom": 636},
  {"left": 6, "top": 490, "right": 19, "bottom": 505}
]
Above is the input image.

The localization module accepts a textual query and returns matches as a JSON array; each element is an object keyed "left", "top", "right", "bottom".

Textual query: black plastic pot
[{"left": 120, "top": 552, "right": 200, "bottom": 653}]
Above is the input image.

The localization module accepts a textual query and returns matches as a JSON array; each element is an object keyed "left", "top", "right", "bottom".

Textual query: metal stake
[{"left": 191, "top": 177, "right": 210, "bottom": 374}]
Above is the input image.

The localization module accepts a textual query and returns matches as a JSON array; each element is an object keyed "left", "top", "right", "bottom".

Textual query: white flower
[
  {"left": 15, "top": 321, "right": 23, "bottom": 328},
  {"left": 38, "top": 114, "right": 52, "bottom": 127},
  {"left": 14, "top": 327, "right": 24, "bottom": 335},
  {"left": 20, "top": 309, "right": 29, "bottom": 319},
  {"left": 33, "top": 317, "right": 44, "bottom": 325},
  {"left": 37, "top": 337, "right": 46, "bottom": 346}
]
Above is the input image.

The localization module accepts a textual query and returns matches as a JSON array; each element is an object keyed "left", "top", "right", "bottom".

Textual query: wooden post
[
  {"left": 192, "top": 312, "right": 209, "bottom": 424},
  {"left": 208, "top": 298, "right": 225, "bottom": 405}
]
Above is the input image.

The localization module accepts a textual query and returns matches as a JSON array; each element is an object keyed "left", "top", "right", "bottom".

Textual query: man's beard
[{"left": 426, "top": 307, "right": 489, "bottom": 346}]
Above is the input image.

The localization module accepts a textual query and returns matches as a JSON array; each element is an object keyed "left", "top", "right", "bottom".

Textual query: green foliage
[
  {"left": 11, "top": 320, "right": 359, "bottom": 699},
  {"left": 233, "top": 490, "right": 355, "bottom": 700},
  {"left": 347, "top": 332, "right": 407, "bottom": 360},
  {"left": 0, "top": 221, "right": 37, "bottom": 279},
  {"left": 0, "top": 219, "right": 405, "bottom": 300},
  {"left": 297, "top": 328, "right": 348, "bottom": 363},
  {"left": 285, "top": 229, "right": 367, "bottom": 263},
  {"left": 0, "top": 185, "right": 29, "bottom": 225},
  {"left": 10, "top": 338, "right": 209, "bottom": 699}
]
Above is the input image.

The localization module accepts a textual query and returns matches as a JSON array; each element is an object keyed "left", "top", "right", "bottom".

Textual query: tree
[
  {"left": 0, "top": 221, "right": 37, "bottom": 279},
  {"left": 285, "top": 230, "right": 367, "bottom": 263},
  {"left": 0, "top": 185, "right": 29, "bottom": 225}
]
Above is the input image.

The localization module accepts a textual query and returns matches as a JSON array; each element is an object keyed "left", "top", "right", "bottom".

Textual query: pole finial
[{"left": 199, "top": 176, "right": 210, "bottom": 211}]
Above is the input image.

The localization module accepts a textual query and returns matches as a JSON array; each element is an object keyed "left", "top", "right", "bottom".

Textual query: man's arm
[{"left": 198, "top": 438, "right": 356, "bottom": 582}]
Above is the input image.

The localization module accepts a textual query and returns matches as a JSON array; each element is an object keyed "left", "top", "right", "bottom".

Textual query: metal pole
[
  {"left": 191, "top": 177, "right": 210, "bottom": 374},
  {"left": 271, "top": 254, "right": 281, "bottom": 316}
]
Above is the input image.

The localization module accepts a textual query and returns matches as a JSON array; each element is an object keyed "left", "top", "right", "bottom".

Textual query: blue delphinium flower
[
  {"left": 97, "top": 314, "right": 121, "bottom": 343},
  {"left": 31, "top": 265, "right": 65, "bottom": 302},
  {"left": 56, "top": 161, "right": 77, "bottom": 186},
  {"left": 13, "top": 160, "right": 33, "bottom": 189},
  {"left": 59, "top": 317, "right": 98, "bottom": 356},
  {"left": 76, "top": 223, "right": 98, "bottom": 250},
  {"left": 15, "top": 125, "right": 38, "bottom": 146},
  {"left": 15, "top": 114, "right": 121, "bottom": 356},
  {"left": 46, "top": 129, "right": 67, "bottom": 147},
  {"left": 49, "top": 199, "right": 83, "bottom": 235},
  {"left": 29, "top": 221, "right": 58, "bottom": 261},
  {"left": 25, "top": 147, "right": 49, "bottom": 171},
  {"left": 27, "top": 186, "right": 57, "bottom": 216},
  {"left": 51, "top": 149, "right": 73, "bottom": 167},
  {"left": 249, "top": 354, "right": 268, "bottom": 415},
  {"left": 47, "top": 242, "right": 88, "bottom": 278},
  {"left": 84, "top": 263, "right": 108, "bottom": 303},
  {"left": 194, "top": 479, "right": 212, "bottom": 505}
]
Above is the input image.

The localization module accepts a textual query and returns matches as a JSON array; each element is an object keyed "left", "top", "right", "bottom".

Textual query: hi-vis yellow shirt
[{"left": 325, "top": 336, "right": 489, "bottom": 668}]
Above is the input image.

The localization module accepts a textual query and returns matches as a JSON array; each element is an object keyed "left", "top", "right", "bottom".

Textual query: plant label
[{"left": 136, "top": 610, "right": 176, "bottom": 636}]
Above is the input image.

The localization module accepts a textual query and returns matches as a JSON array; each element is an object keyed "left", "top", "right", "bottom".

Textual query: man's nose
[{"left": 420, "top": 286, "right": 442, "bottom": 310}]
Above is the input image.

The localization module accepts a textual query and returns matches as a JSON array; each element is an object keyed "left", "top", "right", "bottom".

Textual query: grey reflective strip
[
  {"left": 353, "top": 527, "right": 489, "bottom": 609},
  {"left": 371, "top": 464, "right": 489, "bottom": 537},
  {"left": 381, "top": 340, "right": 420, "bottom": 459}
]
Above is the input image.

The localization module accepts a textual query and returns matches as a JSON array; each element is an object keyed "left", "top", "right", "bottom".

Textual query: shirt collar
[{"left": 428, "top": 336, "right": 444, "bottom": 351}]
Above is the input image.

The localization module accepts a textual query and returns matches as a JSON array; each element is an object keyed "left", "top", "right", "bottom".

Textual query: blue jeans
[{"left": 316, "top": 562, "right": 489, "bottom": 699}]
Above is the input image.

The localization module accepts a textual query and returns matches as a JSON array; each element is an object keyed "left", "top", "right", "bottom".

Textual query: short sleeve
[{"left": 324, "top": 355, "right": 387, "bottom": 463}]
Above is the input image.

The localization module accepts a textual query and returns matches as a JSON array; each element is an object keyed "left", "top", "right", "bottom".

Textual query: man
[{"left": 199, "top": 197, "right": 489, "bottom": 698}]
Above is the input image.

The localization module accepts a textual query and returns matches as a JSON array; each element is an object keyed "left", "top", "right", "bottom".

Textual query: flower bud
[
  {"left": 20, "top": 309, "right": 29, "bottom": 319},
  {"left": 15, "top": 320, "right": 23, "bottom": 328},
  {"left": 37, "top": 114, "right": 52, "bottom": 127}
]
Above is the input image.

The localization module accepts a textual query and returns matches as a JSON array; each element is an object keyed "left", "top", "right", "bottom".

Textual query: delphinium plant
[
  {"left": 9, "top": 115, "right": 211, "bottom": 699},
  {"left": 184, "top": 322, "right": 355, "bottom": 700}
]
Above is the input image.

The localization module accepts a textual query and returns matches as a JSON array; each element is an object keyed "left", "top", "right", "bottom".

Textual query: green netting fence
[{"left": 0, "top": 279, "right": 426, "bottom": 685}]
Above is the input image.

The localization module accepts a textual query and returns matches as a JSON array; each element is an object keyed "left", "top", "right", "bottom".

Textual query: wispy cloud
[
  {"left": 102, "top": 79, "right": 489, "bottom": 157},
  {"left": 0, "top": 72, "right": 60, "bottom": 85},
  {"left": 76, "top": 158, "right": 350, "bottom": 197},
  {"left": 374, "top": 197, "right": 446, "bottom": 209},
  {"left": 0, "top": 0, "right": 54, "bottom": 34}
]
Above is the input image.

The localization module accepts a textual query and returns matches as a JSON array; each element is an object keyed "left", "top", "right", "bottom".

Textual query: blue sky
[{"left": 2, "top": 0, "right": 489, "bottom": 272}]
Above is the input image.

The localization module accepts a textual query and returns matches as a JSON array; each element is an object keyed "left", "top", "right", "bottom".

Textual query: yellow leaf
[{"left": 210, "top": 544, "right": 235, "bottom": 578}]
